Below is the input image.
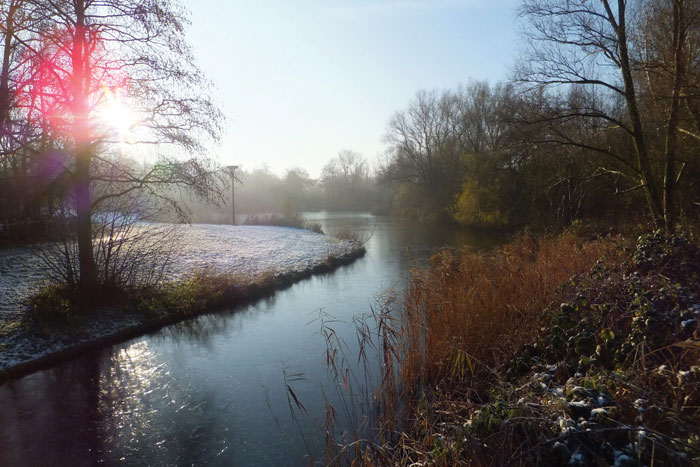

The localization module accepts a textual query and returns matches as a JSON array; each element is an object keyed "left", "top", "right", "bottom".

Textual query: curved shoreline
[{"left": 0, "top": 246, "right": 365, "bottom": 385}]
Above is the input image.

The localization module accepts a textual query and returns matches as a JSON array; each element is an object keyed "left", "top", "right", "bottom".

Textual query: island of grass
[{"left": 0, "top": 224, "right": 365, "bottom": 383}]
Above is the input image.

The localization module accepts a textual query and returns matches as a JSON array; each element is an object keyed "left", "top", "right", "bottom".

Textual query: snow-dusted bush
[{"left": 38, "top": 196, "right": 178, "bottom": 297}]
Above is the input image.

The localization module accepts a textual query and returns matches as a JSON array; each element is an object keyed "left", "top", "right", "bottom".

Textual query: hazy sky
[{"left": 185, "top": 0, "right": 519, "bottom": 177}]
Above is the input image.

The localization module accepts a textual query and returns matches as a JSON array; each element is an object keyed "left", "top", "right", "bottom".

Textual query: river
[{"left": 0, "top": 213, "right": 504, "bottom": 466}]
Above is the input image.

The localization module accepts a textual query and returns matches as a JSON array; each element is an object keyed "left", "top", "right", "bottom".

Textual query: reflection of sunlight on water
[
  {"left": 100, "top": 342, "right": 173, "bottom": 459},
  {"left": 96, "top": 340, "right": 237, "bottom": 465},
  {"left": 109, "top": 342, "right": 168, "bottom": 398},
  {"left": 115, "top": 341, "right": 167, "bottom": 383}
]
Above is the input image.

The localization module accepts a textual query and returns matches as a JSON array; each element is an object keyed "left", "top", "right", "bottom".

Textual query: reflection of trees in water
[{"left": 0, "top": 355, "right": 106, "bottom": 465}]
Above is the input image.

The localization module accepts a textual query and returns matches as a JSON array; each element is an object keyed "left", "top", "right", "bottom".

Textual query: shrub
[
  {"left": 327, "top": 221, "right": 375, "bottom": 245},
  {"left": 37, "top": 197, "right": 178, "bottom": 302},
  {"left": 29, "top": 285, "right": 73, "bottom": 330}
]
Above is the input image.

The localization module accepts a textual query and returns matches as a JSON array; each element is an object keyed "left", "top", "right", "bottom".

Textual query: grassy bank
[
  {"left": 334, "top": 231, "right": 700, "bottom": 466},
  {"left": 0, "top": 246, "right": 365, "bottom": 384}
]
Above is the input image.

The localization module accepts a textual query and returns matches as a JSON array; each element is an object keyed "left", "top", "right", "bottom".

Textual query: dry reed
[{"left": 399, "top": 233, "right": 621, "bottom": 393}]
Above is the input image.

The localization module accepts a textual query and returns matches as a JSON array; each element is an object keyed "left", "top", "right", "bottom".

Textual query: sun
[{"left": 97, "top": 87, "right": 137, "bottom": 143}]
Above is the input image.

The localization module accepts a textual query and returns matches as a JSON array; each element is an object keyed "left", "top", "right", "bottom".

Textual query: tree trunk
[
  {"left": 612, "top": 0, "right": 664, "bottom": 227},
  {"left": 0, "top": 2, "right": 17, "bottom": 126},
  {"left": 72, "top": 1, "right": 96, "bottom": 295},
  {"left": 662, "top": 0, "right": 687, "bottom": 234},
  {"left": 75, "top": 143, "right": 95, "bottom": 293}
]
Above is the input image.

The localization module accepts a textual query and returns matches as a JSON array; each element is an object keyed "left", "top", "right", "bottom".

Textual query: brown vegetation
[
  {"left": 328, "top": 232, "right": 700, "bottom": 465},
  {"left": 322, "top": 233, "right": 620, "bottom": 463},
  {"left": 400, "top": 233, "right": 621, "bottom": 389}
]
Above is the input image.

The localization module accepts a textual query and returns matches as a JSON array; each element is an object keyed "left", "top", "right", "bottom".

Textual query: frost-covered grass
[
  {"left": 0, "top": 224, "right": 363, "bottom": 379},
  {"left": 0, "top": 247, "right": 50, "bottom": 331},
  {"left": 0, "top": 224, "right": 355, "bottom": 325},
  {"left": 162, "top": 224, "right": 352, "bottom": 281}
]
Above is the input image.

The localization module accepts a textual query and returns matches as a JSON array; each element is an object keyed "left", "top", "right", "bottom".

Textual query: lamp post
[{"left": 226, "top": 165, "right": 239, "bottom": 225}]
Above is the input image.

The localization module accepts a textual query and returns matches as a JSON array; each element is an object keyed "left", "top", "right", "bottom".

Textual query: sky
[{"left": 185, "top": 0, "right": 519, "bottom": 178}]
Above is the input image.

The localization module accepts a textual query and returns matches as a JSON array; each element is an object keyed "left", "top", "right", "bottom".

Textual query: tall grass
[{"left": 400, "top": 233, "right": 620, "bottom": 392}]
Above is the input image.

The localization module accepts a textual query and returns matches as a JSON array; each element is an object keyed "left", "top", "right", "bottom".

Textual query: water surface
[{"left": 0, "top": 213, "right": 504, "bottom": 466}]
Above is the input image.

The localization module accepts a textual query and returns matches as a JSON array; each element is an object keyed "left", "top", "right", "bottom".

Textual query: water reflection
[{"left": 0, "top": 214, "right": 506, "bottom": 466}]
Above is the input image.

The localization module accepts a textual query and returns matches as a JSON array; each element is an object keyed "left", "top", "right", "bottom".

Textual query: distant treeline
[{"left": 184, "top": 150, "right": 391, "bottom": 224}]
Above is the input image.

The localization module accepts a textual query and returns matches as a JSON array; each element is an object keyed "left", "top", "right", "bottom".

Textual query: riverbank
[
  {"left": 336, "top": 231, "right": 700, "bottom": 466},
  {"left": 0, "top": 226, "right": 365, "bottom": 383}
]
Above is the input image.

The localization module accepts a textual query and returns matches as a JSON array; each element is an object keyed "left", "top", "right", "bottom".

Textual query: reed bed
[{"left": 400, "top": 233, "right": 621, "bottom": 391}]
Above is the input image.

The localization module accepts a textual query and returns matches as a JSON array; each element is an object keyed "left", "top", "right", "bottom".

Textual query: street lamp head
[{"left": 226, "top": 165, "right": 239, "bottom": 171}]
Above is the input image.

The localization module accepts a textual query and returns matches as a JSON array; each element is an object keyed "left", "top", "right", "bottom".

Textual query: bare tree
[
  {"left": 381, "top": 84, "right": 517, "bottom": 219},
  {"left": 12, "top": 0, "right": 223, "bottom": 295},
  {"left": 636, "top": 0, "right": 699, "bottom": 227},
  {"left": 383, "top": 90, "right": 463, "bottom": 194},
  {"left": 0, "top": 1, "right": 46, "bottom": 232},
  {"left": 319, "top": 150, "right": 375, "bottom": 211},
  {"left": 517, "top": 0, "right": 699, "bottom": 231}
]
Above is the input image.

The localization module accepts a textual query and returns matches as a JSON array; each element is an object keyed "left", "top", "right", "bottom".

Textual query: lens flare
[{"left": 97, "top": 87, "right": 137, "bottom": 143}]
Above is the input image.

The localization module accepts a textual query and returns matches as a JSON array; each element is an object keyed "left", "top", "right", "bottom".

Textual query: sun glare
[{"left": 98, "top": 87, "right": 137, "bottom": 143}]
